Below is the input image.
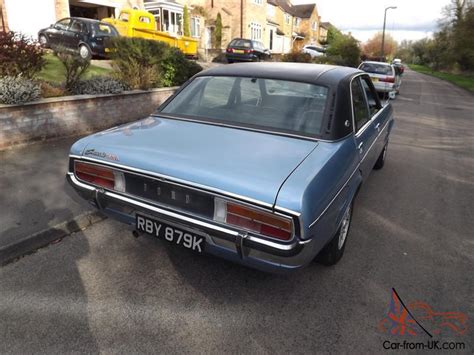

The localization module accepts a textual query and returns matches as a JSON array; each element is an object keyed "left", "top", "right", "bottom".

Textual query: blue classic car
[{"left": 66, "top": 63, "right": 394, "bottom": 273}]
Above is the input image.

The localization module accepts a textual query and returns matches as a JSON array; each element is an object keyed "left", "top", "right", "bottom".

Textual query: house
[
  {"left": 1, "top": 0, "right": 144, "bottom": 38},
  {"left": 290, "top": 2, "right": 320, "bottom": 51},
  {"left": 319, "top": 21, "right": 332, "bottom": 43}
]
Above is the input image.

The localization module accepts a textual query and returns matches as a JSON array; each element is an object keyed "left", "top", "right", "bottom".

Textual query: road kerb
[{"left": 0, "top": 211, "right": 106, "bottom": 266}]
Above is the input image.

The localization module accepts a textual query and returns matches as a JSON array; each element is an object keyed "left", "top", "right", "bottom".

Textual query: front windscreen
[{"left": 160, "top": 76, "right": 329, "bottom": 137}]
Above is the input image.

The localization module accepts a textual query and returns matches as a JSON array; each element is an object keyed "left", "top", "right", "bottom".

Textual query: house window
[
  {"left": 250, "top": 22, "right": 262, "bottom": 40},
  {"left": 312, "top": 21, "right": 318, "bottom": 31},
  {"left": 267, "top": 4, "right": 275, "bottom": 17},
  {"left": 295, "top": 18, "right": 300, "bottom": 26},
  {"left": 253, "top": 0, "right": 263, "bottom": 5},
  {"left": 285, "top": 14, "right": 290, "bottom": 25},
  {"left": 191, "top": 17, "right": 200, "bottom": 37}
]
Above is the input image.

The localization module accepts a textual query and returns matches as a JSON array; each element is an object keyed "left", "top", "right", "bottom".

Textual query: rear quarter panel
[{"left": 275, "top": 136, "right": 362, "bottom": 253}]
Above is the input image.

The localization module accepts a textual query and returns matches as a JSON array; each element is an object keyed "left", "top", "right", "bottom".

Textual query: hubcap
[
  {"left": 80, "top": 46, "right": 89, "bottom": 59},
  {"left": 382, "top": 145, "right": 387, "bottom": 161},
  {"left": 39, "top": 35, "right": 47, "bottom": 45},
  {"left": 338, "top": 205, "right": 351, "bottom": 250}
]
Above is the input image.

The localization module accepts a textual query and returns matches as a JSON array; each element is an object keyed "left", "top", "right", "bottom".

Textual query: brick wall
[{"left": 0, "top": 87, "right": 176, "bottom": 150}]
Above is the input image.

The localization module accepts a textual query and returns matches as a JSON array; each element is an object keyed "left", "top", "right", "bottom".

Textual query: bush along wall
[{"left": 110, "top": 37, "right": 202, "bottom": 90}]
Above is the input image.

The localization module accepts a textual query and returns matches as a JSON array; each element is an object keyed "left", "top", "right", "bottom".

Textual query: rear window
[
  {"left": 160, "top": 76, "right": 329, "bottom": 137},
  {"left": 229, "top": 39, "right": 252, "bottom": 48},
  {"left": 359, "top": 63, "right": 393, "bottom": 75},
  {"left": 91, "top": 22, "right": 118, "bottom": 36}
]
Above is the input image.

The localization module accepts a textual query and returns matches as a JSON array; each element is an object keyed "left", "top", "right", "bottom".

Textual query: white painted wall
[{"left": 4, "top": 0, "right": 56, "bottom": 39}]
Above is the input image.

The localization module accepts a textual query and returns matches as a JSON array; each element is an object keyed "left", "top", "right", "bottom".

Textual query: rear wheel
[
  {"left": 317, "top": 202, "right": 353, "bottom": 266},
  {"left": 79, "top": 44, "right": 91, "bottom": 60}
]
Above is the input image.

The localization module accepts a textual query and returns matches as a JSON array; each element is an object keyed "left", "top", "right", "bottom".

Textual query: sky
[{"left": 292, "top": 0, "right": 452, "bottom": 43}]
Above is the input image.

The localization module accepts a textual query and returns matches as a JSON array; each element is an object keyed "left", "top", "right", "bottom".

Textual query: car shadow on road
[{"left": 0, "top": 202, "right": 99, "bottom": 353}]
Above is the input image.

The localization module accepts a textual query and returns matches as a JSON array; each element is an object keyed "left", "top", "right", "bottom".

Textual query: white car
[
  {"left": 358, "top": 61, "right": 401, "bottom": 98},
  {"left": 302, "top": 45, "right": 325, "bottom": 58}
]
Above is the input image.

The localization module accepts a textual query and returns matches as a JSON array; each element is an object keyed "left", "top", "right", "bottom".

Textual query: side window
[
  {"left": 69, "top": 20, "right": 84, "bottom": 33},
  {"left": 55, "top": 19, "right": 71, "bottom": 30},
  {"left": 361, "top": 76, "right": 381, "bottom": 116},
  {"left": 200, "top": 77, "right": 235, "bottom": 108},
  {"left": 351, "top": 78, "right": 370, "bottom": 131}
]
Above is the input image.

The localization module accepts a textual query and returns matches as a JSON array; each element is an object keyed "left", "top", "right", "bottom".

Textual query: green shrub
[
  {"left": 110, "top": 37, "right": 168, "bottom": 89},
  {"left": 71, "top": 76, "right": 128, "bottom": 95},
  {"left": 326, "top": 35, "right": 361, "bottom": 68},
  {"left": 0, "top": 76, "right": 41, "bottom": 105},
  {"left": 281, "top": 52, "right": 312, "bottom": 63},
  {"left": 39, "top": 81, "right": 64, "bottom": 98},
  {"left": 161, "top": 47, "right": 202, "bottom": 86},
  {"left": 54, "top": 49, "right": 90, "bottom": 92},
  {"left": 0, "top": 31, "right": 45, "bottom": 79},
  {"left": 110, "top": 37, "right": 202, "bottom": 89}
]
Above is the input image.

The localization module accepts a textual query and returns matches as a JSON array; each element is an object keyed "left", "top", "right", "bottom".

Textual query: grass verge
[
  {"left": 36, "top": 53, "right": 113, "bottom": 84},
  {"left": 408, "top": 64, "right": 474, "bottom": 92}
]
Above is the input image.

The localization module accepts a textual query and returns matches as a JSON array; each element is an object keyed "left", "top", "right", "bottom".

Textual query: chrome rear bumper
[{"left": 66, "top": 173, "right": 317, "bottom": 273}]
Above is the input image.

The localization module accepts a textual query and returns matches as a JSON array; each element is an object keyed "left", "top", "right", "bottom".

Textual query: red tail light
[
  {"left": 214, "top": 198, "right": 293, "bottom": 241},
  {"left": 381, "top": 76, "right": 395, "bottom": 83},
  {"left": 244, "top": 49, "right": 252, "bottom": 54},
  {"left": 74, "top": 161, "right": 125, "bottom": 192},
  {"left": 226, "top": 48, "right": 233, "bottom": 53}
]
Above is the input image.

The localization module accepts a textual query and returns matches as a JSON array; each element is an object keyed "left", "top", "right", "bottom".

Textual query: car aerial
[
  {"left": 302, "top": 45, "right": 326, "bottom": 58},
  {"left": 225, "top": 38, "right": 271, "bottom": 63},
  {"left": 358, "top": 61, "right": 401, "bottom": 98},
  {"left": 66, "top": 63, "right": 394, "bottom": 273},
  {"left": 38, "top": 17, "right": 119, "bottom": 60}
]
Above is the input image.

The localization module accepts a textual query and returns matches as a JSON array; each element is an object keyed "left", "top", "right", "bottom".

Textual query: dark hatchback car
[
  {"left": 38, "top": 17, "right": 119, "bottom": 60},
  {"left": 226, "top": 38, "right": 271, "bottom": 63}
]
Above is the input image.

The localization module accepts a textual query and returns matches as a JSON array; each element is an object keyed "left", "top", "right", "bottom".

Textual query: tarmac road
[{"left": 0, "top": 69, "right": 473, "bottom": 353}]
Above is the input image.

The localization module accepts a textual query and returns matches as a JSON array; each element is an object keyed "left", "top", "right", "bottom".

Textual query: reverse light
[
  {"left": 74, "top": 161, "right": 126, "bottom": 192},
  {"left": 213, "top": 198, "right": 293, "bottom": 241}
]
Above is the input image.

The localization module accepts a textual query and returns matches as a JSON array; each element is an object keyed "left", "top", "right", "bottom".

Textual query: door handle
[
  {"left": 375, "top": 123, "right": 381, "bottom": 131},
  {"left": 358, "top": 142, "right": 364, "bottom": 153}
]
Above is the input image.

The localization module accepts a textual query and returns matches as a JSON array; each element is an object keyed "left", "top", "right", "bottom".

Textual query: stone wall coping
[{"left": 0, "top": 87, "right": 179, "bottom": 109}]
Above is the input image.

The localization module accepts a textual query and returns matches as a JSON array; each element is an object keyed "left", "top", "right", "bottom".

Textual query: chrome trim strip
[
  {"left": 69, "top": 154, "right": 274, "bottom": 209},
  {"left": 308, "top": 163, "right": 360, "bottom": 228},
  {"left": 153, "top": 114, "right": 323, "bottom": 142},
  {"left": 273, "top": 206, "right": 301, "bottom": 217},
  {"left": 68, "top": 173, "right": 302, "bottom": 251}
]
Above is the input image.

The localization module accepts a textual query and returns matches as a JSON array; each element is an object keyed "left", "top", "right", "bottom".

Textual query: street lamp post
[{"left": 381, "top": 6, "right": 397, "bottom": 61}]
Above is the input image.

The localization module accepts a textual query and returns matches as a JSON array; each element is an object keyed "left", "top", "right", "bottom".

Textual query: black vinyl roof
[{"left": 197, "top": 62, "right": 362, "bottom": 88}]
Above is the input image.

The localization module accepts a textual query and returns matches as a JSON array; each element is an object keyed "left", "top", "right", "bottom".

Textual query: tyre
[
  {"left": 317, "top": 202, "right": 353, "bottom": 266},
  {"left": 373, "top": 143, "right": 388, "bottom": 170},
  {"left": 39, "top": 34, "right": 48, "bottom": 47},
  {"left": 79, "top": 44, "right": 92, "bottom": 60}
]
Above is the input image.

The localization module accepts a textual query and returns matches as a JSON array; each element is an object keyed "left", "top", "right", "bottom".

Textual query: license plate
[
  {"left": 136, "top": 214, "right": 205, "bottom": 253},
  {"left": 234, "top": 49, "right": 244, "bottom": 54}
]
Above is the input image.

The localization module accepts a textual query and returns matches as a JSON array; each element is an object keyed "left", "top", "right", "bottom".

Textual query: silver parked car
[
  {"left": 358, "top": 61, "right": 401, "bottom": 98},
  {"left": 302, "top": 45, "right": 326, "bottom": 58}
]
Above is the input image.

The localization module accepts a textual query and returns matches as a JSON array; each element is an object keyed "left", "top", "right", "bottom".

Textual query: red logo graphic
[{"left": 379, "top": 289, "right": 468, "bottom": 337}]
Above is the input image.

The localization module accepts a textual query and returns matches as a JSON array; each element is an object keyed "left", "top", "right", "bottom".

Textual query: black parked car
[
  {"left": 225, "top": 38, "right": 271, "bottom": 63},
  {"left": 38, "top": 17, "right": 119, "bottom": 60}
]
